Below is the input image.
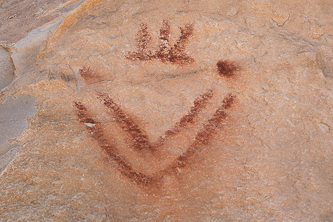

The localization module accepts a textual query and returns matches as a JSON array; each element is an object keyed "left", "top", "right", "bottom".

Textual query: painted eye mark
[
  {"left": 78, "top": 66, "right": 102, "bottom": 84},
  {"left": 125, "top": 20, "right": 194, "bottom": 65},
  {"left": 217, "top": 60, "right": 239, "bottom": 77}
]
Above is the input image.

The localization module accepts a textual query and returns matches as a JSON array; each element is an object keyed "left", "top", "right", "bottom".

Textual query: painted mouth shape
[{"left": 74, "top": 89, "right": 236, "bottom": 188}]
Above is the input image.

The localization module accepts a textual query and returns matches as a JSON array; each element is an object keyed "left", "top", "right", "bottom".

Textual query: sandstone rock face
[
  {"left": 0, "top": 47, "right": 14, "bottom": 91},
  {"left": 1, "top": 0, "right": 332, "bottom": 221},
  {"left": 0, "top": 95, "right": 37, "bottom": 173}
]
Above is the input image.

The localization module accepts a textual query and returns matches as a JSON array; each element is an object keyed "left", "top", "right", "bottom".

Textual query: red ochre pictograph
[
  {"left": 74, "top": 90, "right": 236, "bottom": 188},
  {"left": 217, "top": 59, "right": 239, "bottom": 78},
  {"left": 74, "top": 21, "right": 240, "bottom": 189},
  {"left": 125, "top": 20, "right": 195, "bottom": 65}
]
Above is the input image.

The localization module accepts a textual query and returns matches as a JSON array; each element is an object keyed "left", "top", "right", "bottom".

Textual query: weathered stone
[
  {"left": 0, "top": 95, "right": 37, "bottom": 173},
  {"left": 0, "top": 0, "right": 332, "bottom": 221},
  {"left": 0, "top": 47, "right": 14, "bottom": 91}
]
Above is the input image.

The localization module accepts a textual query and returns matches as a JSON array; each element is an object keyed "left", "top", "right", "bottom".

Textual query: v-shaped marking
[{"left": 74, "top": 90, "right": 235, "bottom": 188}]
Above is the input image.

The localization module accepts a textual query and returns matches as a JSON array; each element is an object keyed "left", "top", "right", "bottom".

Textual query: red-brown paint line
[
  {"left": 217, "top": 60, "right": 239, "bottom": 77},
  {"left": 129, "top": 23, "right": 154, "bottom": 61},
  {"left": 78, "top": 66, "right": 102, "bottom": 83},
  {"left": 126, "top": 20, "right": 194, "bottom": 65},
  {"left": 97, "top": 89, "right": 214, "bottom": 151},
  {"left": 74, "top": 92, "right": 236, "bottom": 188},
  {"left": 162, "top": 93, "right": 235, "bottom": 174},
  {"left": 155, "top": 20, "right": 171, "bottom": 63},
  {"left": 74, "top": 101, "right": 159, "bottom": 187},
  {"left": 96, "top": 92, "right": 151, "bottom": 151},
  {"left": 166, "top": 22, "right": 194, "bottom": 65}
]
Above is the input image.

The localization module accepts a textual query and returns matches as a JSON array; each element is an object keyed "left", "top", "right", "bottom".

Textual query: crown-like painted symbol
[{"left": 126, "top": 20, "right": 195, "bottom": 65}]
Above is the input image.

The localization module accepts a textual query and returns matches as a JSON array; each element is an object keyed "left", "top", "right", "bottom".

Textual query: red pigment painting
[{"left": 74, "top": 21, "right": 240, "bottom": 189}]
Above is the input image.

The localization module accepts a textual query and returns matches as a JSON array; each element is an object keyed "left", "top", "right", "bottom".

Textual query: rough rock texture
[
  {"left": 0, "top": 47, "right": 14, "bottom": 91},
  {"left": 0, "top": 95, "right": 37, "bottom": 173},
  {"left": 0, "top": 0, "right": 333, "bottom": 221}
]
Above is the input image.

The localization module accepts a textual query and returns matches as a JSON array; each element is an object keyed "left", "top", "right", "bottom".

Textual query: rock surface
[
  {"left": 0, "top": 0, "right": 332, "bottom": 221},
  {"left": 0, "top": 47, "right": 14, "bottom": 91},
  {"left": 0, "top": 95, "right": 37, "bottom": 173}
]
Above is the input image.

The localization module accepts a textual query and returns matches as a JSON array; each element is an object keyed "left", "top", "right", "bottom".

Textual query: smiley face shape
[{"left": 73, "top": 21, "right": 241, "bottom": 190}]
